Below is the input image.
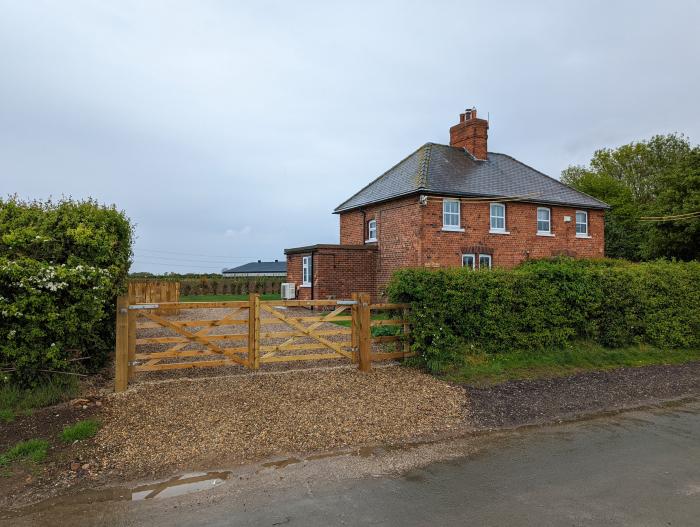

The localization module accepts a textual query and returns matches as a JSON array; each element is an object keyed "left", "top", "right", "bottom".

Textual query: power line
[{"left": 639, "top": 211, "right": 700, "bottom": 222}]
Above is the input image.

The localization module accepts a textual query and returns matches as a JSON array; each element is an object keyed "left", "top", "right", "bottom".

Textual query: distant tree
[{"left": 562, "top": 134, "right": 700, "bottom": 261}]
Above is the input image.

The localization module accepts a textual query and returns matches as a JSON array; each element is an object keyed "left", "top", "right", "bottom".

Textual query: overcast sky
[{"left": 2, "top": 1, "right": 699, "bottom": 273}]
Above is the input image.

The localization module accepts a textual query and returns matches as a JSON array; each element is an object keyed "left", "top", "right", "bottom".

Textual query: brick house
[{"left": 285, "top": 109, "right": 609, "bottom": 300}]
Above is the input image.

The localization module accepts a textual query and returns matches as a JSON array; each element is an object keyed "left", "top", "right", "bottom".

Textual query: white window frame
[
  {"left": 537, "top": 207, "right": 553, "bottom": 236},
  {"left": 301, "top": 255, "right": 312, "bottom": 287},
  {"left": 462, "top": 253, "right": 475, "bottom": 269},
  {"left": 442, "top": 198, "right": 464, "bottom": 231},
  {"left": 489, "top": 202, "right": 508, "bottom": 234},
  {"left": 366, "top": 219, "right": 377, "bottom": 242},
  {"left": 479, "top": 254, "right": 492, "bottom": 269},
  {"left": 575, "top": 210, "right": 589, "bottom": 237}
]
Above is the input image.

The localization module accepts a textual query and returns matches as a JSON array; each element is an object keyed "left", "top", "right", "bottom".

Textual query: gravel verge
[
  {"left": 465, "top": 361, "right": 700, "bottom": 429},
  {"left": 93, "top": 367, "right": 467, "bottom": 478}
]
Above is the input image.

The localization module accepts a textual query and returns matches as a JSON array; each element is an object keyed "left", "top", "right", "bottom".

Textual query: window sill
[
  {"left": 536, "top": 232, "right": 555, "bottom": 237},
  {"left": 442, "top": 227, "right": 465, "bottom": 232},
  {"left": 300, "top": 284, "right": 311, "bottom": 288},
  {"left": 489, "top": 230, "right": 510, "bottom": 235},
  {"left": 365, "top": 239, "right": 377, "bottom": 243},
  {"left": 576, "top": 234, "right": 592, "bottom": 239}
]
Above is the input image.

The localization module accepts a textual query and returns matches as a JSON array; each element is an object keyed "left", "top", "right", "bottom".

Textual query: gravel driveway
[{"left": 93, "top": 367, "right": 467, "bottom": 478}]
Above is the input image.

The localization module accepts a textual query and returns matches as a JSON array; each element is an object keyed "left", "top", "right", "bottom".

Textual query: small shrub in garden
[
  {"left": 61, "top": 419, "right": 101, "bottom": 443},
  {"left": 387, "top": 258, "right": 700, "bottom": 373}
]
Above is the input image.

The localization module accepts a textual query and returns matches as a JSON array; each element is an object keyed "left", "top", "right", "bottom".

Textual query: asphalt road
[{"left": 8, "top": 400, "right": 700, "bottom": 527}]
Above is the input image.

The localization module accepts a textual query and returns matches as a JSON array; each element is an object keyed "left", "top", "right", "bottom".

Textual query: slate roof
[
  {"left": 334, "top": 143, "right": 609, "bottom": 212},
  {"left": 222, "top": 260, "right": 287, "bottom": 274}
]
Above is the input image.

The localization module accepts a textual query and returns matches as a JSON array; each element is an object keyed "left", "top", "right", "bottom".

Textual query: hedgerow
[
  {"left": 386, "top": 258, "right": 700, "bottom": 373},
  {"left": 0, "top": 197, "right": 133, "bottom": 384}
]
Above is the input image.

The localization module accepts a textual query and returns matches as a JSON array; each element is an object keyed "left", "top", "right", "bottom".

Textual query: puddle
[
  {"left": 262, "top": 457, "right": 301, "bottom": 469},
  {"left": 0, "top": 471, "right": 230, "bottom": 520}
]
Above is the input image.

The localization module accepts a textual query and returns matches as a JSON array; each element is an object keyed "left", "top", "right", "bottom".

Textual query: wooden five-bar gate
[{"left": 114, "top": 293, "right": 414, "bottom": 391}]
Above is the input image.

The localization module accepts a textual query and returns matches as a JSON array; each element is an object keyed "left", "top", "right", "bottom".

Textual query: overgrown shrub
[
  {"left": 0, "top": 197, "right": 133, "bottom": 384},
  {"left": 386, "top": 258, "right": 700, "bottom": 372}
]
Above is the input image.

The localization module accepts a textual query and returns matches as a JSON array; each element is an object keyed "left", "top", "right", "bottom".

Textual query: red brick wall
[
  {"left": 314, "top": 247, "right": 377, "bottom": 300},
  {"left": 420, "top": 199, "right": 604, "bottom": 269},
  {"left": 340, "top": 210, "right": 366, "bottom": 244},
  {"left": 286, "top": 247, "right": 377, "bottom": 301},
  {"left": 339, "top": 196, "right": 424, "bottom": 297}
]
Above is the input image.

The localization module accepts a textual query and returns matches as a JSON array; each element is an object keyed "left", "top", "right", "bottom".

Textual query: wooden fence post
[
  {"left": 114, "top": 295, "right": 129, "bottom": 392},
  {"left": 248, "top": 293, "right": 260, "bottom": 370},
  {"left": 357, "top": 293, "right": 372, "bottom": 372},
  {"left": 127, "top": 309, "right": 136, "bottom": 379},
  {"left": 351, "top": 293, "right": 360, "bottom": 363}
]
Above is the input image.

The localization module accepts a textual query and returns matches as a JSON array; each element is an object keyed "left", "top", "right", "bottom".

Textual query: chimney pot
[{"left": 450, "top": 106, "right": 489, "bottom": 160}]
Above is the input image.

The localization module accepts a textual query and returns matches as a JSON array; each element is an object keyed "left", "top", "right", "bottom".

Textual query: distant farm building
[{"left": 222, "top": 260, "right": 287, "bottom": 277}]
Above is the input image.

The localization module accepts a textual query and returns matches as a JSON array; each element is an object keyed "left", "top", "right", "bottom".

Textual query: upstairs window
[
  {"left": 302, "top": 255, "right": 312, "bottom": 286},
  {"left": 367, "top": 219, "right": 377, "bottom": 242},
  {"left": 443, "top": 199, "right": 461, "bottom": 230},
  {"left": 575, "top": 210, "right": 588, "bottom": 236},
  {"left": 490, "top": 203, "right": 506, "bottom": 232},
  {"left": 537, "top": 207, "right": 551, "bottom": 234}
]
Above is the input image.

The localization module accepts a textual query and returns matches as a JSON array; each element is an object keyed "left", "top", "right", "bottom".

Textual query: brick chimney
[{"left": 449, "top": 107, "right": 489, "bottom": 160}]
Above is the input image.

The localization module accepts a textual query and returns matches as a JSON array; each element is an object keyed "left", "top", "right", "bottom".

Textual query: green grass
[
  {"left": 0, "top": 439, "right": 50, "bottom": 466},
  {"left": 445, "top": 342, "right": 700, "bottom": 385},
  {"left": 331, "top": 311, "right": 404, "bottom": 337},
  {"left": 180, "top": 293, "right": 281, "bottom": 302},
  {"left": 0, "top": 377, "right": 79, "bottom": 423},
  {"left": 60, "top": 419, "right": 101, "bottom": 443}
]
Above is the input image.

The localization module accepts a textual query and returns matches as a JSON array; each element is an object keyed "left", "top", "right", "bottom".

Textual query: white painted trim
[
  {"left": 536, "top": 206, "right": 552, "bottom": 235},
  {"left": 575, "top": 234, "right": 592, "bottom": 239},
  {"left": 461, "top": 253, "right": 476, "bottom": 269},
  {"left": 490, "top": 202, "right": 506, "bottom": 232},
  {"left": 301, "top": 255, "right": 312, "bottom": 287},
  {"left": 537, "top": 232, "right": 556, "bottom": 237},
  {"left": 575, "top": 210, "right": 589, "bottom": 237},
  {"left": 442, "top": 198, "right": 461, "bottom": 230},
  {"left": 479, "top": 254, "right": 492, "bottom": 269},
  {"left": 489, "top": 230, "right": 510, "bottom": 235}
]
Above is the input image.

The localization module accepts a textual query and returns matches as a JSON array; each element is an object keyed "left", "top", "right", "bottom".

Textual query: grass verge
[
  {"left": 0, "top": 376, "right": 79, "bottom": 423},
  {"left": 61, "top": 419, "right": 101, "bottom": 443},
  {"left": 331, "top": 311, "right": 404, "bottom": 337},
  {"left": 181, "top": 293, "right": 281, "bottom": 302},
  {"left": 445, "top": 342, "right": 700, "bottom": 385},
  {"left": 0, "top": 439, "right": 50, "bottom": 466}
]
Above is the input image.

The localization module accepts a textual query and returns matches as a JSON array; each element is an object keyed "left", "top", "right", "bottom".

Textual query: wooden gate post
[
  {"left": 357, "top": 293, "right": 372, "bottom": 372},
  {"left": 114, "top": 295, "right": 129, "bottom": 392},
  {"left": 248, "top": 293, "right": 260, "bottom": 370},
  {"left": 350, "top": 293, "right": 360, "bottom": 363}
]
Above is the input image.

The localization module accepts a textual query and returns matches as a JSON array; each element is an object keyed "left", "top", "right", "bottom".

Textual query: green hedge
[
  {"left": 386, "top": 258, "right": 700, "bottom": 372},
  {"left": 1, "top": 198, "right": 133, "bottom": 384}
]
